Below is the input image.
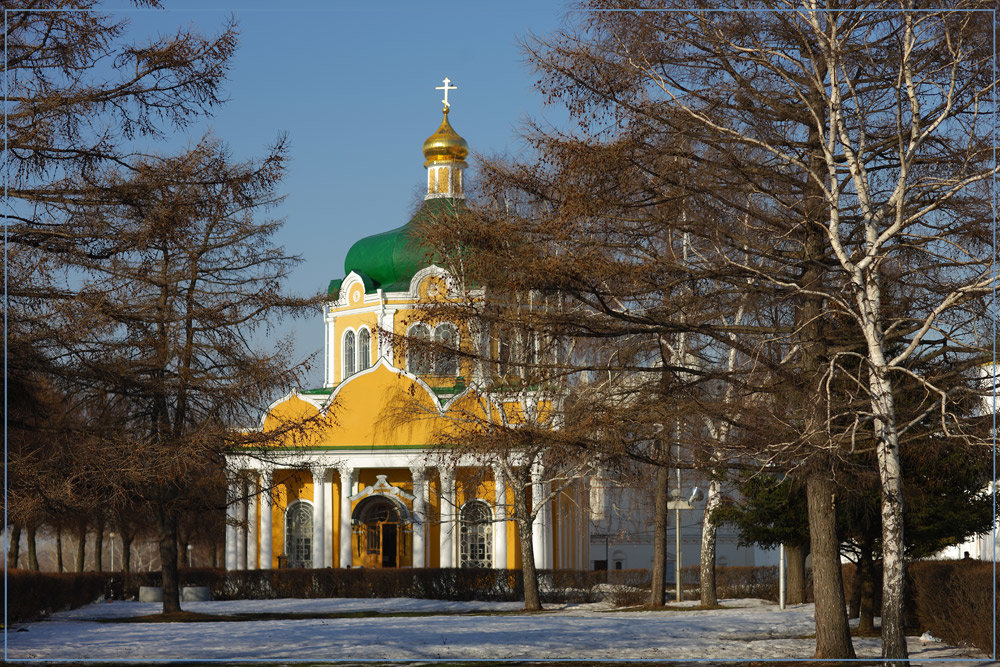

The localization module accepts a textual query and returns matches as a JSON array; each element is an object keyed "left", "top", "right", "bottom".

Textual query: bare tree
[
  {"left": 44, "top": 138, "right": 321, "bottom": 612},
  {"left": 518, "top": 3, "right": 993, "bottom": 659},
  {"left": 4, "top": 0, "right": 241, "bottom": 575}
]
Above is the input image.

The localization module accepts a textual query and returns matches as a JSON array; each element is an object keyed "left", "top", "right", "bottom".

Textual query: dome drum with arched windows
[{"left": 222, "top": 80, "right": 590, "bottom": 574}]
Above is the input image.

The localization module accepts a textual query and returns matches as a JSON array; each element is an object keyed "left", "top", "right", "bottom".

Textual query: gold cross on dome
[{"left": 436, "top": 77, "right": 457, "bottom": 108}]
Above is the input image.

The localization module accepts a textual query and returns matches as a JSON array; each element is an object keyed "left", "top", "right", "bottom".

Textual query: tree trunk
[
  {"left": 8, "top": 524, "right": 21, "bottom": 568},
  {"left": 794, "top": 87, "right": 854, "bottom": 657},
  {"left": 785, "top": 543, "right": 807, "bottom": 605},
  {"left": 699, "top": 477, "right": 722, "bottom": 606},
  {"left": 856, "top": 541, "right": 877, "bottom": 635},
  {"left": 27, "top": 525, "right": 39, "bottom": 570},
  {"left": 122, "top": 535, "right": 133, "bottom": 573},
  {"left": 209, "top": 540, "right": 218, "bottom": 568},
  {"left": 157, "top": 506, "right": 182, "bottom": 613},
  {"left": 74, "top": 521, "right": 87, "bottom": 572},
  {"left": 806, "top": 471, "right": 855, "bottom": 659},
  {"left": 94, "top": 524, "right": 104, "bottom": 572},
  {"left": 867, "top": 364, "right": 908, "bottom": 661},
  {"left": 511, "top": 468, "right": 542, "bottom": 612},
  {"left": 56, "top": 525, "right": 64, "bottom": 572},
  {"left": 649, "top": 463, "right": 669, "bottom": 607}
]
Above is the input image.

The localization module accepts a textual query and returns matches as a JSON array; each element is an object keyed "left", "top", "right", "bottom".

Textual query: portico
[{"left": 223, "top": 452, "right": 549, "bottom": 570}]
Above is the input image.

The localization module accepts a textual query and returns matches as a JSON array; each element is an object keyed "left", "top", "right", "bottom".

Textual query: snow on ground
[{"left": 6, "top": 597, "right": 992, "bottom": 664}]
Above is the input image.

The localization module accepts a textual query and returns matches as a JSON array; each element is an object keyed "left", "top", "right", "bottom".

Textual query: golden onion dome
[{"left": 422, "top": 107, "right": 469, "bottom": 165}]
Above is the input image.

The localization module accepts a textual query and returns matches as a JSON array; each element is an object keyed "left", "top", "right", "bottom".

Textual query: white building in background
[
  {"left": 588, "top": 470, "right": 772, "bottom": 575},
  {"left": 937, "top": 362, "right": 998, "bottom": 561}
]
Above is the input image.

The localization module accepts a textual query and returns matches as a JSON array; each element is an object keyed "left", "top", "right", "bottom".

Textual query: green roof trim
[
  {"left": 327, "top": 278, "right": 342, "bottom": 298},
  {"left": 299, "top": 388, "right": 333, "bottom": 395},
  {"left": 432, "top": 376, "right": 468, "bottom": 398},
  {"left": 337, "top": 197, "right": 465, "bottom": 291}
]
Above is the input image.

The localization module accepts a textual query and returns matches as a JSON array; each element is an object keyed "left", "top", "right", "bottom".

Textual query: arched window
[
  {"left": 284, "top": 501, "right": 313, "bottom": 568},
  {"left": 407, "top": 324, "right": 431, "bottom": 375},
  {"left": 434, "top": 323, "right": 459, "bottom": 376},
  {"left": 343, "top": 330, "right": 356, "bottom": 378},
  {"left": 459, "top": 500, "right": 493, "bottom": 568},
  {"left": 358, "top": 328, "right": 371, "bottom": 371}
]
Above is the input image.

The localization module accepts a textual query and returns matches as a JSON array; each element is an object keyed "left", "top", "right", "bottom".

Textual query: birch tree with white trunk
[
  {"left": 520, "top": 2, "right": 994, "bottom": 659},
  {"left": 628, "top": 5, "right": 995, "bottom": 659}
]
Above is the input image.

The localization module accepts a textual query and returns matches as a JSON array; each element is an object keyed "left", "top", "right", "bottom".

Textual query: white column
[
  {"left": 378, "top": 307, "right": 396, "bottom": 362},
  {"left": 225, "top": 475, "right": 239, "bottom": 570},
  {"left": 247, "top": 480, "right": 259, "bottom": 570},
  {"left": 493, "top": 466, "right": 508, "bottom": 569},
  {"left": 312, "top": 468, "right": 326, "bottom": 569},
  {"left": 544, "top": 487, "right": 554, "bottom": 570},
  {"left": 439, "top": 467, "right": 455, "bottom": 568},
  {"left": 531, "top": 464, "right": 545, "bottom": 570},
  {"left": 260, "top": 470, "right": 273, "bottom": 570},
  {"left": 339, "top": 465, "right": 354, "bottom": 568},
  {"left": 576, "top": 481, "right": 585, "bottom": 569},
  {"left": 410, "top": 467, "right": 426, "bottom": 568},
  {"left": 236, "top": 479, "right": 248, "bottom": 570},
  {"left": 556, "top": 493, "right": 564, "bottom": 570},
  {"left": 324, "top": 472, "right": 334, "bottom": 567}
]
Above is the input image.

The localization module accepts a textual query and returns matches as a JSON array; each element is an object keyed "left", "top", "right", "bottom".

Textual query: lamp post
[
  {"left": 187, "top": 544, "right": 193, "bottom": 568},
  {"left": 109, "top": 532, "right": 116, "bottom": 572},
  {"left": 667, "top": 485, "right": 704, "bottom": 602}
]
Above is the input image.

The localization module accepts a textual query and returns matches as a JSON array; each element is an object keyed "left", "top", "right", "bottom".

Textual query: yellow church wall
[
  {"left": 255, "top": 355, "right": 564, "bottom": 572},
  {"left": 455, "top": 467, "right": 491, "bottom": 508},
  {"left": 260, "top": 394, "right": 324, "bottom": 441},
  {"left": 261, "top": 367, "right": 450, "bottom": 450}
]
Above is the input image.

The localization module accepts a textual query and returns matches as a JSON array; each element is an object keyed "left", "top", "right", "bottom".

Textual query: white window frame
[
  {"left": 407, "top": 323, "right": 432, "bottom": 375},
  {"left": 459, "top": 500, "right": 493, "bottom": 568},
  {"left": 357, "top": 326, "right": 372, "bottom": 372},
  {"left": 343, "top": 329, "right": 356, "bottom": 379},
  {"left": 284, "top": 500, "right": 314, "bottom": 568}
]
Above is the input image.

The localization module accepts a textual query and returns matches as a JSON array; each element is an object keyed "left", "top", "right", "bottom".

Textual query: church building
[{"left": 223, "top": 81, "right": 590, "bottom": 572}]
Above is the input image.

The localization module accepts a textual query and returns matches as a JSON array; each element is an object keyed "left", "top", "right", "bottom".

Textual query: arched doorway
[
  {"left": 284, "top": 500, "right": 313, "bottom": 568},
  {"left": 352, "top": 495, "right": 408, "bottom": 568}
]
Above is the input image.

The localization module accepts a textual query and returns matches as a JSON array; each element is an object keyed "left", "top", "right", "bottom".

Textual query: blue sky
[{"left": 108, "top": 0, "right": 572, "bottom": 388}]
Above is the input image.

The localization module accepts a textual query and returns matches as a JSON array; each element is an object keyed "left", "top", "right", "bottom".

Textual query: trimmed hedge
[
  {"left": 217, "top": 567, "right": 528, "bottom": 602},
  {"left": 907, "top": 559, "right": 997, "bottom": 655},
  {"left": 5, "top": 569, "right": 110, "bottom": 623}
]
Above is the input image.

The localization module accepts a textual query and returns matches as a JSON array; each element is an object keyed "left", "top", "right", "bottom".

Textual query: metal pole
[
  {"left": 675, "top": 504, "right": 682, "bottom": 602},
  {"left": 109, "top": 532, "right": 115, "bottom": 572},
  {"left": 675, "top": 456, "right": 682, "bottom": 602},
  {"left": 779, "top": 543, "right": 786, "bottom": 610}
]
